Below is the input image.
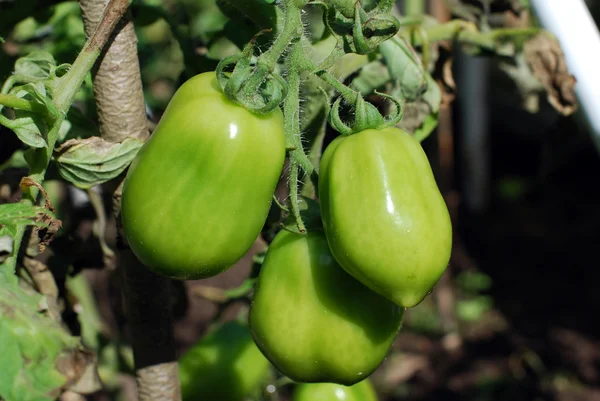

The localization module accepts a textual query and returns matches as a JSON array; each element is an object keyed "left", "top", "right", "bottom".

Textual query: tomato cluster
[{"left": 121, "top": 71, "right": 452, "bottom": 389}]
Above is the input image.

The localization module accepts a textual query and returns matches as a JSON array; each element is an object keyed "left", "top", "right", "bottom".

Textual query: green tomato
[
  {"left": 249, "top": 229, "right": 403, "bottom": 386},
  {"left": 293, "top": 379, "right": 379, "bottom": 401},
  {"left": 179, "top": 321, "right": 271, "bottom": 401},
  {"left": 121, "top": 72, "right": 285, "bottom": 280},
  {"left": 319, "top": 127, "right": 452, "bottom": 308}
]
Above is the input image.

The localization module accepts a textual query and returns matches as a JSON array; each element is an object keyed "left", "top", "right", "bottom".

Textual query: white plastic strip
[{"left": 530, "top": 0, "right": 600, "bottom": 150}]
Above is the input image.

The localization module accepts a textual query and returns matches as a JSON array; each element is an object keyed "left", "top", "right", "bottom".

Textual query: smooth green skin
[
  {"left": 249, "top": 230, "right": 403, "bottom": 386},
  {"left": 121, "top": 71, "right": 285, "bottom": 279},
  {"left": 179, "top": 321, "right": 270, "bottom": 401},
  {"left": 293, "top": 379, "right": 379, "bottom": 401},
  {"left": 319, "top": 127, "right": 452, "bottom": 308}
]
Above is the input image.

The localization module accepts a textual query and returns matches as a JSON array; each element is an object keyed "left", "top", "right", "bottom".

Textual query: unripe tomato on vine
[
  {"left": 121, "top": 72, "right": 286, "bottom": 280},
  {"left": 293, "top": 379, "right": 379, "bottom": 401},
  {"left": 319, "top": 127, "right": 453, "bottom": 308},
  {"left": 249, "top": 229, "right": 404, "bottom": 385}
]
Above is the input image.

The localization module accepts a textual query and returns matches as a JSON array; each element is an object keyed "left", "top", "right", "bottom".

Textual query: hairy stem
[{"left": 284, "top": 41, "right": 306, "bottom": 232}]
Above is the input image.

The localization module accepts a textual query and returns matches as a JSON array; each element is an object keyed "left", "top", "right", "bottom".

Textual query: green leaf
[
  {"left": 53, "top": 137, "right": 145, "bottom": 189},
  {"left": 0, "top": 110, "right": 48, "bottom": 148},
  {"left": 412, "top": 112, "right": 439, "bottom": 142},
  {"left": 379, "top": 37, "right": 427, "bottom": 101},
  {"left": 0, "top": 203, "right": 55, "bottom": 229},
  {"left": 351, "top": 60, "right": 390, "bottom": 95},
  {"left": 422, "top": 73, "right": 441, "bottom": 113},
  {"left": 0, "top": 151, "right": 28, "bottom": 172},
  {"left": 222, "top": 279, "right": 255, "bottom": 299},
  {"left": 330, "top": 52, "right": 370, "bottom": 83},
  {"left": 13, "top": 51, "right": 56, "bottom": 82},
  {"left": 396, "top": 73, "right": 441, "bottom": 141},
  {"left": 0, "top": 82, "right": 56, "bottom": 148},
  {"left": 0, "top": 283, "right": 84, "bottom": 401},
  {"left": 11, "top": 82, "right": 57, "bottom": 117},
  {"left": 456, "top": 296, "right": 494, "bottom": 322},
  {"left": 456, "top": 271, "right": 493, "bottom": 293},
  {"left": 189, "top": 2, "right": 229, "bottom": 42},
  {"left": 0, "top": 234, "right": 13, "bottom": 264},
  {"left": 65, "top": 274, "right": 105, "bottom": 351},
  {"left": 57, "top": 120, "right": 73, "bottom": 143}
]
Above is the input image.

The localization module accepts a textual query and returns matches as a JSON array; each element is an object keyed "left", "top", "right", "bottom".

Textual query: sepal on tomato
[
  {"left": 216, "top": 32, "right": 287, "bottom": 115},
  {"left": 328, "top": 92, "right": 403, "bottom": 136}
]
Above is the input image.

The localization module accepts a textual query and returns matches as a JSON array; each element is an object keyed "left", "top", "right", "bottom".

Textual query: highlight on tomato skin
[
  {"left": 319, "top": 127, "right": 453, "bottom": 308},
  {"left": 249, "top": 229, "right": 404, "bottom": 386},
  {"left": 120, "top": 71, "right": 286, "bottom": 281}
]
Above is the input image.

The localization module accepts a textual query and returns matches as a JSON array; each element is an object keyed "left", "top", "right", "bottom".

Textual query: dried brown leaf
[{"left": 524, "top": 33, "right": 578, "bottom": 116}]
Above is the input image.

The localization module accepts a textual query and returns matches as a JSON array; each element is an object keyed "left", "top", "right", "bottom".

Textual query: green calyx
[
  {"left": 319, "top": 0, "right": 400, "bottom": 55},
  {"left": 215, "top": 33, "right": 288, "bottom": 115},
  {"left": 352, "top": 3, "right": 400, "bottom": 55},
  {"left": 328, "top": 92, "right": 403, "bottom": 135}
]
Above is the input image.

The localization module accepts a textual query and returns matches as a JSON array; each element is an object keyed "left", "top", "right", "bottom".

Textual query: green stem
[
  {"left": 0, "top": 93, "right": 48, "bottom": 114},
  {"left": 289, "top": 161, "right": 305, "bottom": 232},
  {"left": 0, "top": 76, "right": 17, "bottom": 114},
  {"left": 272, "top": 195, "right": 290, "bottom": 212},
  {"left": 403, "top": 0, "right": 425, "bottom": 16},
  {"left": 413, "top": 25, "right": 430, "bottom": 70},
  {"left": 402, "top": 20, "right": 539, "bottom": 51},
  {"left": 54, "top": 0, "right": 133, "bottom": 112},
  {"left": 258, "top": 0, "right": 303, "bottom": 71},
  {"left": 314, "top": 68, "right": 358, "bottom": 104},
  {"left": 283, "top": 41, "right": 307, "bottom": 233},
  {"left": 1, "top": 76, "right": 16, "bottom": 94},
  {"left": 458, "top": 27, "right": 540, "bottom": 50}
]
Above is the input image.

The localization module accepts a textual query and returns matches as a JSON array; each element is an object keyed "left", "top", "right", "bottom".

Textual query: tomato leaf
[
  {"left": 412, "top": 111, "right": 439, "bottom": 143},
  {"left": 13, "top": 51, "right": 56, "bottom": 82},
  {"left": 0, "top": 150, "right": 28, "bottom": 172},
  {"left": 0, "top": 203, "right": 55, "bottom": 228},
  {"left": 53, "top": 137, "right": 144, "bottom": 189},
  {"left": 0, "top": 282, "right": 90, "bottom": 401},
  {"left": 351, "top": 61, "right": 390, "bottom": 95},
  {"left": 0, "top": 233, "right": 13, "bottom": 264},
  {"left": 379, "top": 37, "right": 428, "bottom": 101},
  {"left": 422, "top": 73, "right": 441, "bottom": 114},
  {"left": 0, "top": 82, "right": 57, "bottom": 148},
  {"left": 0, "top": 110, "right": 48, "bottom": 148}
]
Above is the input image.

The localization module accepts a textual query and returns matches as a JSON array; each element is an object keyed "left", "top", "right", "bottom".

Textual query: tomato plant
[
  {"left": 0, "top": 0, "right": 577, "bottom": 400},
  {"left": 121, "top": 71, "right": 286, "bottom": 280},
  {"left": 249, "top": 229, "right": 404, "bottom": 385},
  {"left": 293, "top": 379, "right": 379, "bottom": 401},
  {"left": 179, "top": 321, "right": 270, "bottom": 401}
]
